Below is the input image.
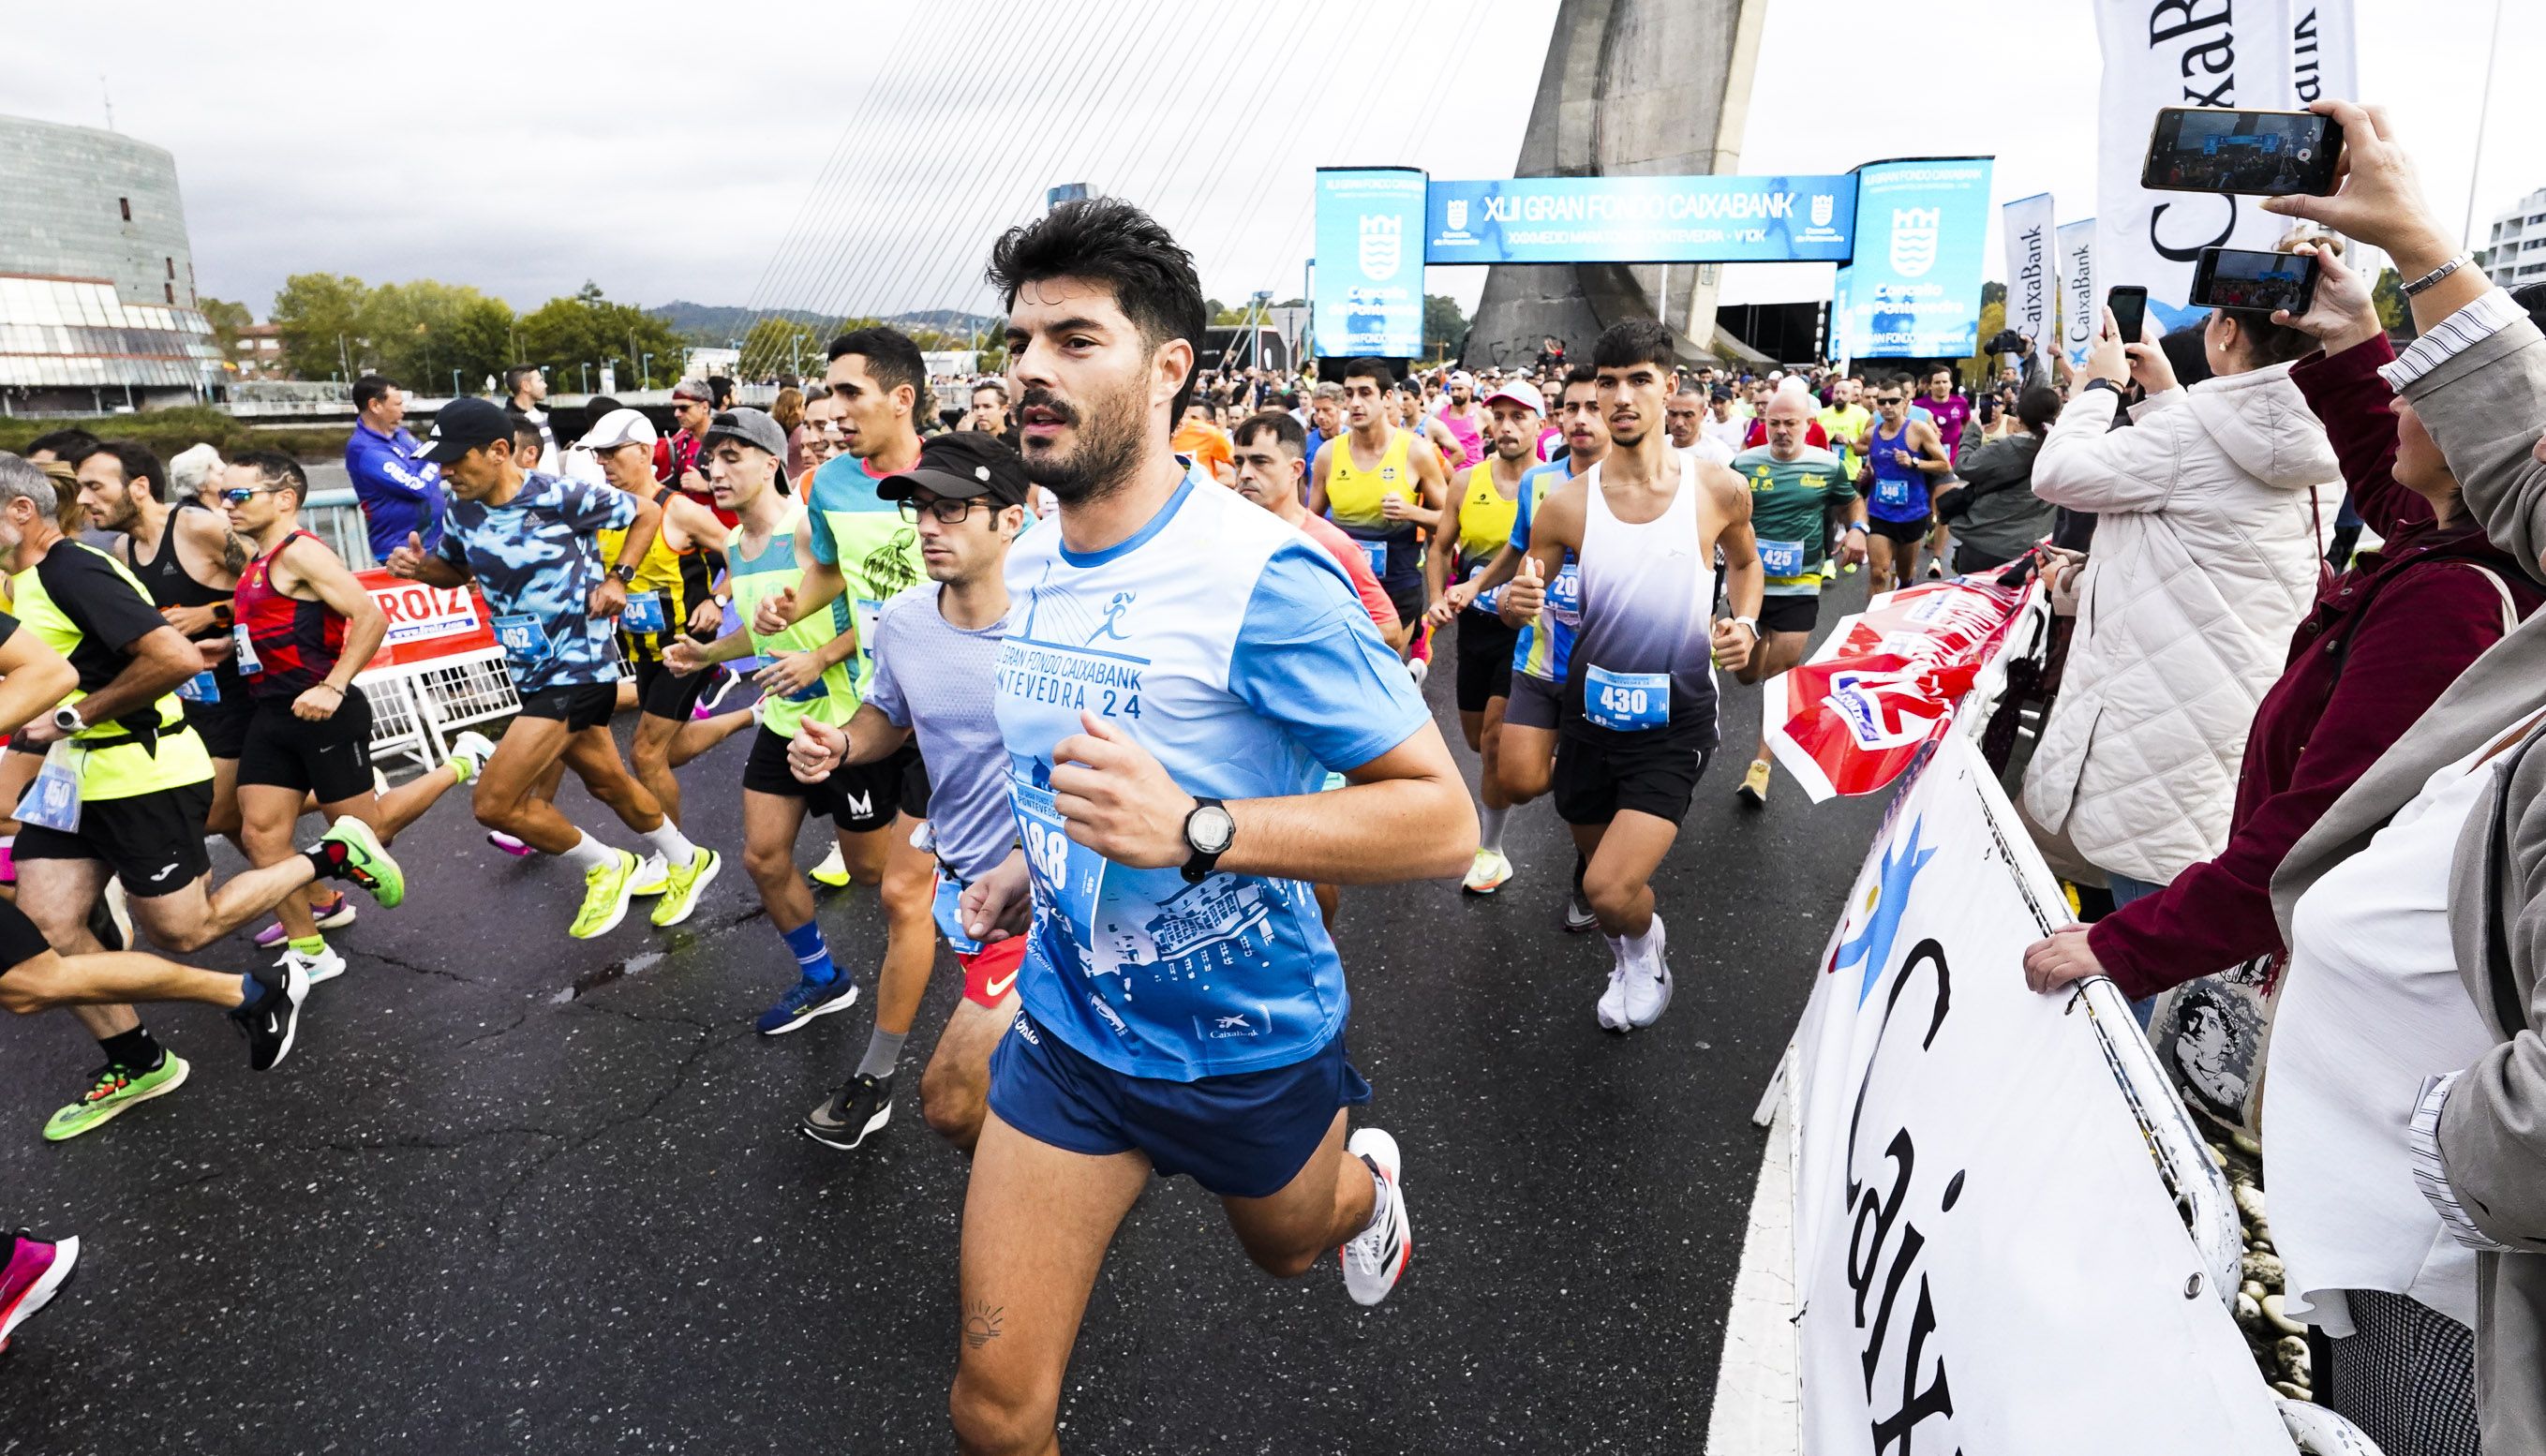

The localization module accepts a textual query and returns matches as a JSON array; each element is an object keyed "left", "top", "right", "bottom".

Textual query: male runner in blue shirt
[{"left": 945, "top": 198, "right": 1474, "bottom": 1456}]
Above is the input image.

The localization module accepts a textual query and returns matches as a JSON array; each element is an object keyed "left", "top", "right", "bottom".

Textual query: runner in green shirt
[{"left": 1725, "top": 391, "right": 1866, "bottom": 808}]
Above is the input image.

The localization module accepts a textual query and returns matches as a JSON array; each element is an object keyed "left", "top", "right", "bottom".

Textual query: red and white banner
[
  {"left": 1764, "top": 576, "right": 2044, "bottom": 801},
  {"left": 354, "top": 570, "right": 498, "bottom": 673}
]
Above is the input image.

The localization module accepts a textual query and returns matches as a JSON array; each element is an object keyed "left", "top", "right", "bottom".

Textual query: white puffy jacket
[{"left": 2021, "top": 364, "right": 2339, "bottom": 886}]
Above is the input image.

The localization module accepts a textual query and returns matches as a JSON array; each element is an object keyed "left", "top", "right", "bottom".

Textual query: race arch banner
[
  {"left": 1422, "top": 174, "right": 1857, "bottom": 266},
  {"left": 1789, "top": 735, "right": 2290, "bottom": 1452}
]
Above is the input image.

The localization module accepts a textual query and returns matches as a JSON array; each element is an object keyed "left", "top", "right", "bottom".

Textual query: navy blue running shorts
[{"left": 988, "top": 1007, "right": 1371, "bottom": 1198}]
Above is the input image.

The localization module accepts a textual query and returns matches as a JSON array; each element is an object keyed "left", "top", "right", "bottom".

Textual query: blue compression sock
[{"left": 781, "top": 919, "right": 838, "bottom": 984}]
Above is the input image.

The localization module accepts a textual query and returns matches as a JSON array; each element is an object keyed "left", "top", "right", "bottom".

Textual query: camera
[{"left": 1983, "top": 328, "right": 2029, "bottom": 356}]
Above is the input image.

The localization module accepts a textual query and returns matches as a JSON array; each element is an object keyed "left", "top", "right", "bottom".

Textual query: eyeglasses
[
  {"left": 897, "top": 496, "right": 986, "bottom": 525},
  {"left": 220, "top": 486, "right": 281, "bottom": 504}
]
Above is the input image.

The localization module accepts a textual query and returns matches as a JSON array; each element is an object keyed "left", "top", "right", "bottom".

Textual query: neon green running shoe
[
  {"left": 571, "top": 850, "right": 641, "bottom": 940},
  {"left": 316, "top": 816, "right": 404, "bottom": 909},
  {"left": 806, "top": 842, "right": 852, "bottom": 889},
  {"left": 42, "top": 1054, "right": 190, "bottom": 1143},
  {"left": 648, "top": 848, "right": 722, "bottom": 929}
]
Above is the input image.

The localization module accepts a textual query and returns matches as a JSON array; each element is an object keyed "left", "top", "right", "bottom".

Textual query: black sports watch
[
  {"left": 1180, "top": 797, "right": 1234, "bottom": 884},
  {"left": 610, "top": 563, "right": 637, "bottom": 585}
]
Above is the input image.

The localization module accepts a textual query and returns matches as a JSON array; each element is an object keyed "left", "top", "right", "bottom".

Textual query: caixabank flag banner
[
  {"left": 1422, "top": 174, "right": 1856, "bottom": 265},
  {"left": 1788, "top": 735, "right": 2290, "bottom": 1453},
  {"left": 1313, "top": 168, "right": 1427, "bottom": 359},
  {"left": 2056, "top": 217, "right": 2099, "bottom": 372},
  {"left": 2001, "top": 193, "right": 2056, "bottom": 370},
  {"left": 1839, "top": 158, "right": 1994, "bottom": 360}
]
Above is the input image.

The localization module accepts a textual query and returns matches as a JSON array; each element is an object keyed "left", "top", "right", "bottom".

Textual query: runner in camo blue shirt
[{"left": 390, "top": 398, "right": 723, "bottom": 943}]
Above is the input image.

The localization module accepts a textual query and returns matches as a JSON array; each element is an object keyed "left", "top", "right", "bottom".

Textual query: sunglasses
[
  {"left": 1874, "top": 396, "right": 1903, "bottom": 405},
  {"left": 221, "top": 486, "right": 281, "bottom": 504},
  {"left": 897, "top": 496, "right": 987, "bottom": 525}
]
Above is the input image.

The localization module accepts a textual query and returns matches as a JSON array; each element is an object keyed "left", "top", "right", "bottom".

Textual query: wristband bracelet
[{"left": 2401, "top": 253, "right": 2473, "bottom": 297}]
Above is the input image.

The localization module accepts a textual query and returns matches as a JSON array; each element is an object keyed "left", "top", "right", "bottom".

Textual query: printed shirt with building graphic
[
  {"left": 805, "top": 453, "right": 929, "bottom": 697},
  {"left": 726, "top": 501, "right": 857, "bottom": 739},
  {"left": 433, "top": 469, "right": 635, "bottom": 693},
  {"left": 997, "top": 472, "right": 1430, "bottom": 1081}
]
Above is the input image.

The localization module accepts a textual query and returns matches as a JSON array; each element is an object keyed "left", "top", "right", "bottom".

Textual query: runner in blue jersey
[
  {"left": 1427, "top": 364, "right": 1610, "bottom": 929},
  {"left": 387, "top": 399, "right": 721, "bottom": 942},
  {"left": 1862, "top": 373, "right": 1952, "bottom": 592},
  {"left": 944, "top": 198, "right": 1474, "bottom": 1456}
]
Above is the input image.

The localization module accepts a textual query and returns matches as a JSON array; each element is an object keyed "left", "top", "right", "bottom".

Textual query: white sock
[
  {"left": 1359, "top": 1158, "right": 1392, "bottom": 1239},
  {"left": 1477, "top": 803, "right": 1508, "bottom": 854},
  {"left": 1603, "top": 933, "right": 1627, "bottom": 965},
  {"left": 642, "top": 820, "right": 700, "bottom": 866},
  {"left": 558, "top": 831, "right": 617, "bottom": 872},
  {"left": 1622, "top": 919, "right": 1661, "bottom": 969}
]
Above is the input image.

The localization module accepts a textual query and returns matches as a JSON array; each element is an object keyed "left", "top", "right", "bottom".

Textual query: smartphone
[
  {"left": 2107, "top": 286, "right": 2149, "bottom": 349},
  {"left": 2141, "top": 107, "right": 2343, "bottom": 197},
  {"left": 2191, "top": 246, "right": 2320, "bottom": 315}
]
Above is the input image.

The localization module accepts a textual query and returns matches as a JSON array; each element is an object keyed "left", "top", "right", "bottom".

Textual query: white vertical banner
[
  {"left": 2094, "top": 0, "right": 2298, "bottom": 333},
  {"left": 2057, "top": 218, "right": 2098, "bottom": 372},
  {"left": 1834, "top": 266, "right": 1854, "bottom": 375},
  {"left": 2001, "top": 193, "right": 2056, "bottom": 370},
  {"left": 2291, "top": 0, "right": 2355, "bottom": 104}
]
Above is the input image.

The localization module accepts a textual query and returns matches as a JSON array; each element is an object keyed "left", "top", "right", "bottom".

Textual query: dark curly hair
[{"left": 985, "top": 197, "right": 1206, "bottom": 418}]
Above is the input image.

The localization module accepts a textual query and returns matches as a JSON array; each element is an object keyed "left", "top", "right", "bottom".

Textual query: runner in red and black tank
[{"left": 222, "top": 453, "right": 482, "bottom": 979}]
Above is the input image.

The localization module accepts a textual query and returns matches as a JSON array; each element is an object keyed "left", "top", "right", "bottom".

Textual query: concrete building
[
  {"left": 2478, "top": 186, "right": 2546, "bottom": 289},
  {"left": 232, "top": 322, "right": 290, "bottom": 381},
  {"left": 0, "top": 113, "right": 224, "bottom": 411},
  {"left": 1463, "top": 0, "right": 1767, "bottom": 368}
]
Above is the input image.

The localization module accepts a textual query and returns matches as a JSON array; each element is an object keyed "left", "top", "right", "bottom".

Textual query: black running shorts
[
  {"left": 16, "top": 780, "right": 215, "bottom": 898},
  {"left": 631, "top": 656, "right": 712, "bottom": 722},
  {"left": 0, "top": 896, "right": 53, "bottom": 972},
  {"left": 1869, "top": 514, "right": 1929, "bottom": 545},
  {"left": 1759, "top": 593, "right": 1820, "bottom": 636},
  {"left": 516, "top": 681, "right": 618, "bottom": 733},
  {"left": 1453, "top": 610, "right": 1519, "bottom": 713},
  {"left": 237, "top": 691, "right": 377, "bottom": 805},
  {"left": 1551, "top": 726, "right": 1712, "bottom": 828},
  {"left": 741, "top": 728, "right": 924, "bottom": 835}
]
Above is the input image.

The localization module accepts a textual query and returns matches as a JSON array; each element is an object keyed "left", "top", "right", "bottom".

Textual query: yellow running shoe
[
  {"left": 570, "top": 850, "right": 642, "bottom": 940},
  {"left": 649, "top": 848, "right": 722, "bottom": 928},
  {"left": 1737, "top": 758, "right": 1772, "bottom": 807}
]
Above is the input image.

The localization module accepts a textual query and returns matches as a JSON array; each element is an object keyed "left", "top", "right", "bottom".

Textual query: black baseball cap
[
  {"left": 413, "top": 397, "right": 514, "bottom": 465},
  {"left": 875, "top": 432, "right": 1029, "bottom": 508}
]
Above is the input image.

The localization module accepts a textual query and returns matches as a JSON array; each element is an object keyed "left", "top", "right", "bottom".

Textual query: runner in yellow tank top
[
  {"left": 1418, "top": 379, "right": 1543, "bottom": 896},
  {"left": 582, "top": 409, "right": 759, "bottom": 840},
  {"left": 1307, "top": 357, "right": 1450, "bottom": 666}
]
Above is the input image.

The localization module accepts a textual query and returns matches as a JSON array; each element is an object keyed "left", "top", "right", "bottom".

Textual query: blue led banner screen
[
  {"left": 1839, "top": 157, "right": 1995, "bottom": 360},
  {"left": 1313, "top": 168, "right": 1427, "bottom": 358},
  {"left": 1423, "top": 174, "right": 1857, "bottom": 265}
]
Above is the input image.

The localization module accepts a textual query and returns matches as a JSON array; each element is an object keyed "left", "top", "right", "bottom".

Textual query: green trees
[{"left": 265, "top": 275, "right": 688, "bottom": 394}]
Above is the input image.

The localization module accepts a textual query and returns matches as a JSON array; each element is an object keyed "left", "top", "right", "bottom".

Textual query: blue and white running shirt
[
  {"left": 997, "top": 473, "right": 1431, "bottom": 1081},
  {"left": 435, "top": 470, "right": 635, "bottom": 692}
]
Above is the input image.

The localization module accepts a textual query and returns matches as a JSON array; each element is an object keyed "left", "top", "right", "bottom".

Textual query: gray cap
[{"left": 701, "top": 408, "right": 786, "bottom": 458}]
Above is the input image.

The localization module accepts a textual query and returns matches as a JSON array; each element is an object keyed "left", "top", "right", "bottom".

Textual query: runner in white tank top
[{"left": 1508, "top": 321, "right": 1764, "bottom": 1034}]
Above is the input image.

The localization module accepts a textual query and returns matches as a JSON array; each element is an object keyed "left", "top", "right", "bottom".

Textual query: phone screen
[
  {"left": 2193, "top": 247, "right": 2319, "bottom": 315},
  {"left": 2107, "top": 287, "right": 2148, "bottom": 349},
  {"left": 2142, "top": 108, "right": 2339, "bottom": 197}
]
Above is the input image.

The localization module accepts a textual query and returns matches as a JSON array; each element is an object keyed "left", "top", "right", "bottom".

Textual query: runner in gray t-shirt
[{"left": 791, "top": 433, "right": 1029, "bottom": 1154}]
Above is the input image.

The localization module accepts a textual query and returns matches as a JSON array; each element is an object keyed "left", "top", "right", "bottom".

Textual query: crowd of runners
[{"left": 0, "top": 196, "right": 2042, "bottom": 1449}]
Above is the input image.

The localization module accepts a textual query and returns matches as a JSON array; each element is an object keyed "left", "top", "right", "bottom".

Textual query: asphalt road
[{"left": 0, "top": 574, "right": 1890, "bottom": 1455}]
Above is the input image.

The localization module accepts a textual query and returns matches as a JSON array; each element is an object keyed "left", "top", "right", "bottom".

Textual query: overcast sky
[{"left": 9, "top": 0, "right": 2541, "bottom": 320}]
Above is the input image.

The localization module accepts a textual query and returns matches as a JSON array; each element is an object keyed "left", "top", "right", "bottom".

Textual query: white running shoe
[
  {"left": 447, "top": 730, "right": 497, "bottom": 785},
  {"left": 1622, "top": 914, "right": 1672, "bottom": 1029},
  {"left": 1340, "top": 1127, "right": 1410, "bottom": 1306},
  {"left": 1461, "top": 848, "right": 1512, "bottom": 896},
  {"left": 1407, "top": 656, "right": 1429, "bottom": 687},
  {"left": 1597, "top": 960, "right": 1630, "bottom": 1032},
  {"left": 278, "top": 943, "right": 346, "bottom": 987},
  {"left": 629, "top": 852, "right": 670, "bottom": 898}
]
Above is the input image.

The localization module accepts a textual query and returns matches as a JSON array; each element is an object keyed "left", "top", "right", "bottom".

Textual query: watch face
[{"left": 1190, "top": 804, "right": 1236, "bottom": 855}]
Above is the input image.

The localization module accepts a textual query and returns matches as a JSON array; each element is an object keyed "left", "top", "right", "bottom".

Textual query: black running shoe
[
  {"left": 799, "top": 1074, "right": 893, "bottom": 1151},
  {"left": 229, "top": 958, "right": 309, "bottom": 1072}
]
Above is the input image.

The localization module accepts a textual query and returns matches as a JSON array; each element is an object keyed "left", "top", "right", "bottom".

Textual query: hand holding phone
[
  {"left": 2142, "top": 107, "right": 2342, "bottom": 197},
  {"left": 2106, "top": 287, "right": 2149, "bottom": 351},
  {"left": 2260, "top": 100, "right": 2454, "bottom": 275}
]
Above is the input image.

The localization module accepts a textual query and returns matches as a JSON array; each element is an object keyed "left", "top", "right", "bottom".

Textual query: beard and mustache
[{"left": 1016, "top": 381, "right": 1148, "bottom": 506}]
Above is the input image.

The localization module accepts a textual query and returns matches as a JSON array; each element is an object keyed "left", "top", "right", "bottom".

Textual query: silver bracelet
[{"left": 2401, "top": 253, "right": 2473, "bottom": 298}]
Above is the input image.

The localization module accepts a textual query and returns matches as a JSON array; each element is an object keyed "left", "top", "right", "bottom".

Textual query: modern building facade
[
  {"left": 2479, "top": 186, "right": 2546, "bottom": 289},
  {"left": 0, "top": 113, "right": 224, "bottom": 411}
]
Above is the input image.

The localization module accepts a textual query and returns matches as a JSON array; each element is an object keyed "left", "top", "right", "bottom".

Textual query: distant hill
[{"left": 650, "top": 300, "right": 1000, "bottom": 344}]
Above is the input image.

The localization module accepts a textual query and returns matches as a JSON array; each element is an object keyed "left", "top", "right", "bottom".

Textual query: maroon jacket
[{"left": 2090, "top": 334, "right": 2544, "bottom": 998}]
